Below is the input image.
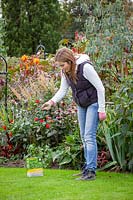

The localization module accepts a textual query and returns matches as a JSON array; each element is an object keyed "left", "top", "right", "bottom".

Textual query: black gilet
[{"left": 66, "top": 61, "right": 98, "bottom": 107}]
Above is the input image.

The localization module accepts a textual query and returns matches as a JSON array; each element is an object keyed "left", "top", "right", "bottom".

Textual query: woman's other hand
[
  {"left": 99, "top": 112, "right": 106, "bottom": 121},
  {"left": 41, "top": 100, "right": 55, "bottom": 110}
]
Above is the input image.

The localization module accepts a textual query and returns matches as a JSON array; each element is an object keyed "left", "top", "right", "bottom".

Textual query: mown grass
[{"left": 0, "top": 168, "right": 132, "bottom": 200}]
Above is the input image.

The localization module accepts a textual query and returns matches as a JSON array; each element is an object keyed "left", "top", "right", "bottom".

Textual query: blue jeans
[{"left": 77, "top": 102, "right": 99, "bottom": 172}]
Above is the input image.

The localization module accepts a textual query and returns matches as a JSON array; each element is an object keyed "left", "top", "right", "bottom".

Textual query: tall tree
[
  {"left": 1, "top": 0, "right": 68, "bottom": 56},
  {"left": 61, "top": 0, "right": 87, "bottom": 40}
]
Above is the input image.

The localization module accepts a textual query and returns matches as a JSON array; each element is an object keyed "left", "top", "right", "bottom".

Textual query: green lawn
[{"left": 0, "top": 168, "right": 132, "bottom": 200}]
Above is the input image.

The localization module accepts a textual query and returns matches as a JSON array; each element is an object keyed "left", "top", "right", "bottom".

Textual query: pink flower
[
  {"left": 0, "top": 79, "right": 5, "bottom": 86},
  {"left": 56, "top": 116, "right": 62, "bottom": 120}
]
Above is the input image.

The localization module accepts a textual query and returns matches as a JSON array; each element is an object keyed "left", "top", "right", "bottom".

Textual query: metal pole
[
  {"left": 0, "top": 55, "right": 8, "bottom": 116},
  {"left": 36, "top": 42, "right": 46, "bottom": 59}
]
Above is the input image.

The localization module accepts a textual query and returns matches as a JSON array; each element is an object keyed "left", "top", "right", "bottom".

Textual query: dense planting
[{"left": 0, "top": 1, "right": 132, "bottom": 172}]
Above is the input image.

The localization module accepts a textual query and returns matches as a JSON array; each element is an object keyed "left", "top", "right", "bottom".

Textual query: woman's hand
[
  {"left": 41, "top": 100, "right": 55, "bottom": 111},
  {"left": 98, "top": 112, "right": 106, "bottom": 121}
]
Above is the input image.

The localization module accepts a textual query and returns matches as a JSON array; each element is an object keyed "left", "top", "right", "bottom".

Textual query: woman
[{"left": 42, "top": 47, "right": 106, "bottom": 181}]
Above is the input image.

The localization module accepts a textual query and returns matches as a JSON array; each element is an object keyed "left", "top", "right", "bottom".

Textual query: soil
[{"left": 0, "top": 160, "right": 25, "bottom": 168}]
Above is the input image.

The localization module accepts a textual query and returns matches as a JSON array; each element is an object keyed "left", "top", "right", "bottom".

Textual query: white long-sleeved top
[{"left": 51, "top": 54, "right": 105, "bottom": 112}]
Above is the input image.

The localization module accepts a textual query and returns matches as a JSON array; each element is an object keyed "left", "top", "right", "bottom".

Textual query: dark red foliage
[
  {"left": 0, "top": 132, "right": 24, "bottom": 159},
  {"left": 97, "top": 149, "right": 110, "bottom": 168}
]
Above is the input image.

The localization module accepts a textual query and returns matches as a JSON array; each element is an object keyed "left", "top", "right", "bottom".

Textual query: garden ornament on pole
[
  {"left": 36, "top": 42, "right": 46, "bottom": 59},
  {"left": 0, "top": 55, "right": 8, "bottom": 118}
]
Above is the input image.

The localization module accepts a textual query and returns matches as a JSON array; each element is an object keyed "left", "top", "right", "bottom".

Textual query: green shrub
[
  {"left": 1, "top": 0, "right": 68, "bottom": 56},
  {"left": 102, "top": 75, "right": 133, "bottom": 172},
  {"left": 0, "top": 18, "right": 6, "bottom": 56}
]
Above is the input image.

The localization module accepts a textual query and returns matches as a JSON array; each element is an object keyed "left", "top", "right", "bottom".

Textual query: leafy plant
[
  {"left": 83, "top": 0, "right": 133, "bottom": 100},
  {"left": 52, "top": 128, "right": 82, "bottom": 169},
  {"left": 25, "top": 144, "right": 44, "bottom": 158},
  {"left": 102, "top": 75, "right": 133, "bottom": 172}
]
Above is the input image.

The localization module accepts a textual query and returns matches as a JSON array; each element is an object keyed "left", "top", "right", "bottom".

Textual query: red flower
[
  {"left": 40, "top": 119, "right": 45, "bottom": 123},
  {"left": 34, "top": 117, "right": 39, "bottom": 121},
  {"left": 35, "top": 99, "right": 40, "bottom": 104},
  {"left": 45, "top": 123, "right": 50, "bottom": 129},
  {"left": 2, "top": 125, "right": 7, "bottom": 130}
]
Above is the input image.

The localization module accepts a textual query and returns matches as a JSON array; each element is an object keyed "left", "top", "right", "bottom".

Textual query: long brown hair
[{"left": 55, "top": 47, "right": 77, "bottom": 83}]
